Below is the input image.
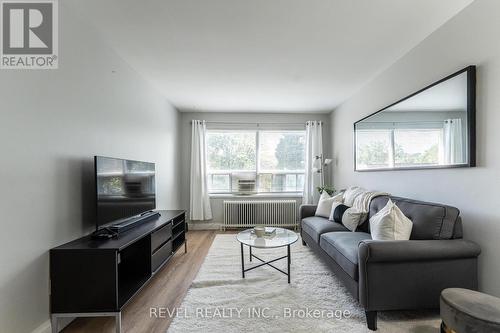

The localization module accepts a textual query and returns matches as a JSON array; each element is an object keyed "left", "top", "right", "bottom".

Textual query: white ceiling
[{"left": 65, "top": 0, "right": 473, "bottom": 113}]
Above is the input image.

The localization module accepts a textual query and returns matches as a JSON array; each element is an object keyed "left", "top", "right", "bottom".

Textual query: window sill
[{"left": 209, "top": 193, "right": 303, "bottom": 199}]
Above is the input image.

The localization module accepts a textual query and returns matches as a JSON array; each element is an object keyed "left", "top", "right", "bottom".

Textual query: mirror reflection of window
[
  {"left": 355, "top": 68, "right": 472, "bottom": 171},
  {"left": 394, "top": 129, "right": 442, "bottom": 167},
  {"left": 356, "top": 130, "right": 392, "bottom": 169}
]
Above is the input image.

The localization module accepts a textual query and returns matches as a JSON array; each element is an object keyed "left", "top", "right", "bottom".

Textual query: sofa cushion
[
  {"left": 367, "top": 196, "right": 460, "bottom": 240},
  {"left": 319, "top": 232, "right": 371, "bottom": 280},
  {"left": 302, "top": 217, "right": 349, "bottom": 243}
]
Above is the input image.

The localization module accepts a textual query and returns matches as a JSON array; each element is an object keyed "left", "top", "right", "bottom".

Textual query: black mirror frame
[{"left": 353, "top": 65, "right": 476, "bottom": 172}]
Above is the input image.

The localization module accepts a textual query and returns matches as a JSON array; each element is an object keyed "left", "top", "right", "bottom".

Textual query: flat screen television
[{"left": 95, "top": 156, "right": 156, "bottom": 229}]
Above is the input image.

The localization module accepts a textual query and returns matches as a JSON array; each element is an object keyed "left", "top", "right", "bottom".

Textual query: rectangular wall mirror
[{"left": 354, "top": 66, "right": 476, "bottom": 171}]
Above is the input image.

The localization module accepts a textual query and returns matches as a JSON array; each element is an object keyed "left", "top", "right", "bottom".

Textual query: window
[
  {"left": 258, "top": 131, "right": 305, "bottom": 192},
  {"left": 206, "top": 130, "right": 305, "bottom": 193},
  {"left": 356, "top": 127, "right": 443, "bottom": 169},
  {"left": 206, "top": 131, "right": 256, "bottom": 171}
]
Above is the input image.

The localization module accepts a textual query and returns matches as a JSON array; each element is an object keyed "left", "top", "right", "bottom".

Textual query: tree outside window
[{"left": 206, "top": 130, "right": 305, "bottom": 193}]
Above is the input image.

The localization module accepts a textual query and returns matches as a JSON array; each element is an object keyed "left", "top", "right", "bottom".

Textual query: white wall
[
  {"left": 330, "top": 0, "right": 500, "bottom": 296},
  {"left": 0, "top": 5, "right": 180, "bottom": 333},
  {"left": 179, "top": 112, "right": 331, "bottom": 227}
]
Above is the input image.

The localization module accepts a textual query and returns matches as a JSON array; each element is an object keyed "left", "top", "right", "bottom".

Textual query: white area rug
[{"left": 168, "top": 234, "right": 440, "bottom": 333}]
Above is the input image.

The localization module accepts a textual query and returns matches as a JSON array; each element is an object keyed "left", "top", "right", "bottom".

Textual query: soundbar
[{"left": 108, "top": 211, "right": 161, "bottom": 234}]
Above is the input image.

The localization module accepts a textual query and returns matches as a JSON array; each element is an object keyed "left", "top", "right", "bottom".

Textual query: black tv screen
[{"left": 95, "top": 156, "right": 156, "bottom": 228}]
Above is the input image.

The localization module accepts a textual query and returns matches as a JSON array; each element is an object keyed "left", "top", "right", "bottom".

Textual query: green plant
[{"left": 317, "top": 185, "right": 336, "bottom": 196}]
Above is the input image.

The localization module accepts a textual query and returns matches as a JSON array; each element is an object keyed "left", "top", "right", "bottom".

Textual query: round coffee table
[{"left": 236, "top": 227, "right": 298, "bottom": 283}]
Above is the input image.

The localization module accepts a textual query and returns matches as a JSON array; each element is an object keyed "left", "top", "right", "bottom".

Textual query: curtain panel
[
  {"left": 190, "top": 120, "right": 213, "bottom": 220},
  {"left": 303, "top": 121, "right": 323, "bottom": 204}
]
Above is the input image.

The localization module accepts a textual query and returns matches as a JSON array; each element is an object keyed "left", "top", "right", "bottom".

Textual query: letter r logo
[{"left": 2, "top": 2, "right": 53, "bottom": 54}]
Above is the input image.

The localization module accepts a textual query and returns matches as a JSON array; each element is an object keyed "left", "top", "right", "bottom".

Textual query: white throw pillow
[
  {"left": 315, "top": 192, "right": 342, "bottom": 218},
  {"left": 342, "top": 207, "right": 367, "bottom": 232},
  {"left": 369, "top": 199, "right": 413, "bottom": 240},
  {"left": 343, "top": 186, "right": 366, "bottom": 206}
]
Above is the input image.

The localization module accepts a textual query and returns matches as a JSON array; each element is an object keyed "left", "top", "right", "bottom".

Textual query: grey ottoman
[{"left": 440, "top": 288, "right": 500, "bottom": 333}]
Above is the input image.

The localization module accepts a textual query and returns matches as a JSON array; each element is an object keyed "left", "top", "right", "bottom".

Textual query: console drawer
[
  {"left": 151, "top": 223, "right": 172, "bottom": 253},
  {"left": 151, "top": 240, "right": 172, "bottom": 273}
]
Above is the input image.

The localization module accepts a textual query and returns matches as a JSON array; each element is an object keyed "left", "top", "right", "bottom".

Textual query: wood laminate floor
[{"left": 63, "top": 230, "right": 226, "bottom": 333}]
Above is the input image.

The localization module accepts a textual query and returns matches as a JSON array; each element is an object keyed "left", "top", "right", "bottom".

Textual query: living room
[{"left": 1, "top": 0, "right": 500, "bottom": 332}]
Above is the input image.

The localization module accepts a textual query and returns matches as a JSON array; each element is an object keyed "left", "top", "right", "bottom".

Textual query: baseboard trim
[
  {"left": 32, "top": 319, "right": 50, "bottom": 333},
  {"left": 187, "top": 222, "right": 222, "bottom": 230},
  {"left": 32, "top": 317, "right": 74, "bottom": 333}
]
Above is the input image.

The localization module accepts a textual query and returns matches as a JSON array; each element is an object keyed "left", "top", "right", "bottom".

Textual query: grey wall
[
  {"left": 0, "top": 5, "right": 180, "bottom": 333},
  {"left": 179, "top": 112, "right": 331, "bottom": 227},
  {"left": 330, "top": 0, "right": 500, "bottom": 296}
]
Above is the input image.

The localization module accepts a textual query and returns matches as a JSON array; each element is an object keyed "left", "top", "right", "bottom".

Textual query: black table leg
[
  {"left": 287, "top": 244, "right": 291, "bottom": 283},
  {"left": 238, "top": 240, "right": 294, "bottom": 283},
  {"left": 241, "top": 242, "right": 245, "bottom": 278}
]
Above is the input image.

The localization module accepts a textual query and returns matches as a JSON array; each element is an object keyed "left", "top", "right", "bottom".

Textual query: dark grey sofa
[{"left": 300, "top": 195, "right": 481, "bottom": 331}]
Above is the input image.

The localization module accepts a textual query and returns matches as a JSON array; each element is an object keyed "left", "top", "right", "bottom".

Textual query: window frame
[{"left": 206, "top": 129, "right": 306, "bottom": 194}]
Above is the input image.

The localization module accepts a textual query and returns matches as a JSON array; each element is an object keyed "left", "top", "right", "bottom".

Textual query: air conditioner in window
[{"left": 232, "top": 173, "right": 256, "bottom": 195}]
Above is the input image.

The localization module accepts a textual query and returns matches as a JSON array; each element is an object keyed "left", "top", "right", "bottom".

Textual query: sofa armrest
[
  {"left": 299, "top": 204, "right": 317, "bottom": 220},
  {"left": 358, "top": 239, "right": 481, "bottom": 311},
  {"left": 358, "top": 239, "right": 481, "bottom": 263}
]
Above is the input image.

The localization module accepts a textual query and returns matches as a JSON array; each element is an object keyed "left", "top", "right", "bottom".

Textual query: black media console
[{"left": 49, "top": 210, "right": 186, "bottom": 333}]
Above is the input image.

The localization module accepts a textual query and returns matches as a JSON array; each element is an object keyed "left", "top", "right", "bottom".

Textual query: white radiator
[{"left": 223, "top": 200, "right": 297, "bottom": 230}]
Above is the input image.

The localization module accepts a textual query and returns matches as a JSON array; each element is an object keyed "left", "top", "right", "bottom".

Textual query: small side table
[{"left": 440, "top": 288, "right": 500, "bottom": 333}]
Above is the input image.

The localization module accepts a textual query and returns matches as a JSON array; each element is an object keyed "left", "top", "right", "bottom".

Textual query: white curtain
[
  {"left": 443, "top": 118, "right": 464, "bottom": 164},
  {"left": 190, "top": 120, "right": 213, "bottom": 220},
  {"left": 303, "top": 121, "right": 323, "bottom": 204}
]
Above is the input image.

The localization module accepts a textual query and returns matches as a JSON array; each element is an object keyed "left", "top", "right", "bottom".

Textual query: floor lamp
[{"left": 312, "top": 154, "right": 333, "bottom": 187}]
